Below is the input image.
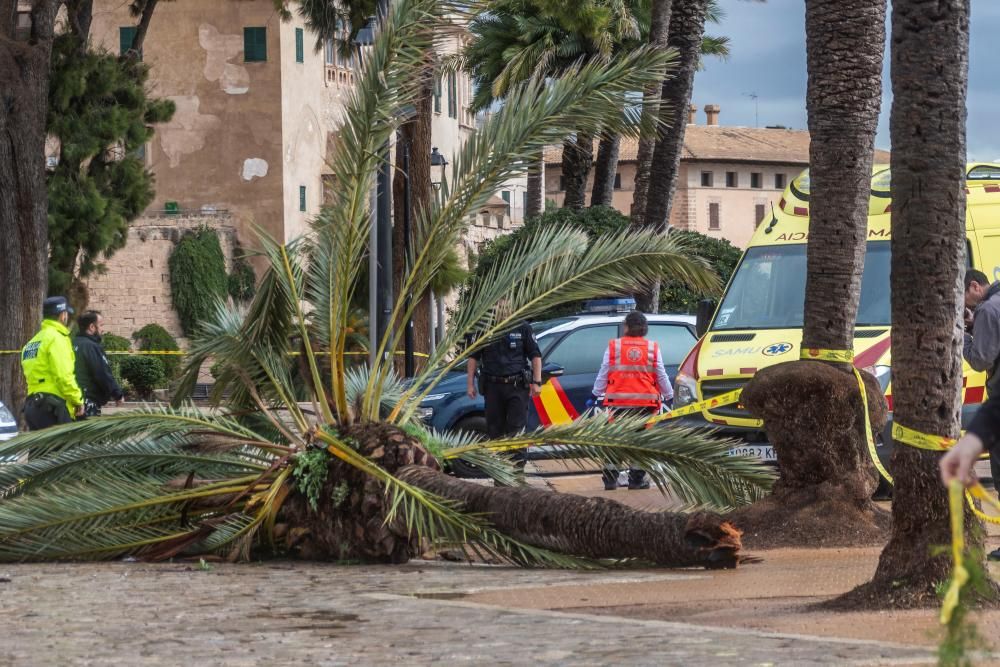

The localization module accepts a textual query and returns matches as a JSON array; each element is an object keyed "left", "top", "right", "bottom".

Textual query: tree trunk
[
  {"left": 393, "top": 62, "right": 434, "bottom": 372},
  {"left": 590, "top": 133, "right": 620, "bottom": 208},
  {"left": 733, "top": 0, "right": 889, "bottom": 547},
  {"left": 0, "top": 2, "right": 60, "bottom": 421},
  {"left": 399, "top": 466, "right": 746, "bottom": 568},
  {"left": 638, "top": 0, "right": 708, "bottom": 311},
  {"left": 126, "top": 0, "right": 158, "bottom": 60},
  {"left": 629, "top": 0, "right": 671, "bottom": 227},
  {"left": 838, "top": 0, "right": 972, "bottom": 609},
  {"left": 561, "top": 132, "right": 594, "bottom": 210},
  {"left": 801, "top": 0, "right": 885, "bottom": 353},
  {"left": 733, "top": 362, "right": 890, "bottom": 548},
  {"left": 525, "top": 151, "right": 543, "bottom": 220}
]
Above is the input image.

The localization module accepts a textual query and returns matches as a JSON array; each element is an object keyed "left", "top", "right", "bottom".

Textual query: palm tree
[
  {"left": 734, "top": 0, "right": 890, "bottom": 548},
  {"left": 838, "top": 0, "right": 973, "bottom": 606},
  {"left": 0, "top": 0, "right": 771, "bottom": 566}
]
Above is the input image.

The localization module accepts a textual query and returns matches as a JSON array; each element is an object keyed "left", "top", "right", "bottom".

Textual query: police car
[
  {"left": 0, "top": 401, "right": 17, "bottom": 443},
  {"left": 418, "top": 300, "right": 697, "bottom": 475}
]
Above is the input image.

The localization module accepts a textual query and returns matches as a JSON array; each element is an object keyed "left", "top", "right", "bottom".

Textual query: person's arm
[
  {"left": 592, "top": 348, "right": 611, "bottom": 396},
  {"left": 529, "top": 357, "right": 542, "bottom": 397},
  {"left": 93, "top": 347, "right": 124, "bottom": 403},
  {"left": 654, "top": 348, "right": 673, "bottom": 401},
  {"left": 964, "top": 308, "right": 1000, "bottom": 371},
  {"left": 52, "top": 337, "right": 84, "bottom": 414},
  {"left": 941, "top": 395, "right": 1000, "bottom": 487},
  {"left": 466, "top": 357, "right": 478, "bottom": 399}
]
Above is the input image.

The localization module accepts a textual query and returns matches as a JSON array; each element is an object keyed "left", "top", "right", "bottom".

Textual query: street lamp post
[{"left": 427, "top": 147, "right": 448, "bottom": 351}]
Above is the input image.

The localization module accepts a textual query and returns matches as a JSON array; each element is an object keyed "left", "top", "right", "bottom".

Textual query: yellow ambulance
[{"left": 674, "top": 162, "right": 1000, "bottom": 467}]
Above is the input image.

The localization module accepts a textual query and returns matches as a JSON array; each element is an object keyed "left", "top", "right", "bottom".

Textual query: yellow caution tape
[
  {"left": 941, "top": 479, "right": 969, "bottom": 625},
  {"left": 0, "top": 349, "right": 429, "bottom": 358},
  {"left": 645, "top": 388, "right": 744, "bottom": 426},
  {"left": 801, "top": 348, "right": 894, "bottom": 485}
]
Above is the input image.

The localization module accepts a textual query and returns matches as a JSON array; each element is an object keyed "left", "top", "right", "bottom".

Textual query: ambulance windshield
[{"left": 712, "top": 241, "right": 890, "bottom": 330}]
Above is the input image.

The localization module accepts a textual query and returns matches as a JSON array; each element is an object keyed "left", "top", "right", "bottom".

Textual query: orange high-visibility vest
[{"left": 605, "top": 336, "right": 660, "bottom": 408}]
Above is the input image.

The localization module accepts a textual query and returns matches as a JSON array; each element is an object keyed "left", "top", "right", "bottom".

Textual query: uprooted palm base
[
  {"left": 730, "top": 361, "right": 890, "bottom": 549},
  {"left": 280, "top": 423, "right": 747, "bottom": 567}
]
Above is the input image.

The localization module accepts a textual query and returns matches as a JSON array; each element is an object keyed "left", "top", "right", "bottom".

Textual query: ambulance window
[{"left": 544, "top": 325, "right": 618, "bottom": 375}]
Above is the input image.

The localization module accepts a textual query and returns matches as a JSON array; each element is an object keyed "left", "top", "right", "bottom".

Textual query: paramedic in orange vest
[{"left": 592, "top": 311, "right": 674, "bottom": 490}]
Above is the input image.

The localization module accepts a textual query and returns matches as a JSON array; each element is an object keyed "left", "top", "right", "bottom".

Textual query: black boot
[
  {"left": 627, "top": 469, "right": 650, "bottom": 490},
  {"left": 602, "top": 467, "right": 618, "bottom": 491}
]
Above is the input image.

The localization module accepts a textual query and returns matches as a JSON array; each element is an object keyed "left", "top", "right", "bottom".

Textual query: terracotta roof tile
[{"left": 543, "top": 126, "right": 891, "bottom": 165}]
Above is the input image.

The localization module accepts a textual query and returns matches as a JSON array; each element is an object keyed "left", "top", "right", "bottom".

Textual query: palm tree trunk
[
  {"left": 590, "top": 133, "right": 620, "bottom": 208},
  {"left": 525, "top": 151, "right": 544, "bottom": 220},
  {"left": 0, "top": 3, "right": 60, "bottom": 422},
  {"left": 838, "top": 0, "right": 973, "bottom": 608},
  {"left": 733, "top": 0, "right": 889, "bottom": 548},
  {"left": 561, "top": 131, "right": 594, "bottom": 210},
  {"left": 638, "top": 0, "right": 708, "bottom": 311},
  {"left": 399, "top": 466, "right": 745, "bottom": 568},
  {"left": 629, "top": 0, "right": 671, "bottom": 227}
]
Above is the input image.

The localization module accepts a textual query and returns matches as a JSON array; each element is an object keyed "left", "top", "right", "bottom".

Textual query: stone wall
[{"left": 84, "top": 213, "right": 237, "bottom": 345}]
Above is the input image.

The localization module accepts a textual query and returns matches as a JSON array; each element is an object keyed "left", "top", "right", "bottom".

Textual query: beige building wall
[
  {"left": 279, "top": 15, "right": 329, "bottom": 240},
  {"left": 91, "top": 0, "right": 287, "bottom": 245},
  {"left": 430, "top": 28, "right": 476, "bottom": 172}
]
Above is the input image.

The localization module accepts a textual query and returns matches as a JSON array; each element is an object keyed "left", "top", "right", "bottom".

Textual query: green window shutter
[
  {"left": 434, "top": 76, "right": 442, "bottom": 113},
  {"left": 447, "top": 72, "right": 457, "bottom": 118},
  {"left": 244, "top": 27, "right": 267, "bottom": 62},
  {"left": 295, "top": 28, "right": 304, "bottom": 63},
  {"left": 119, "top": 26, "right": 138, "bottom": 57},
  {"left": 299, "top": 186, "right": 306, "bottom": 212}
]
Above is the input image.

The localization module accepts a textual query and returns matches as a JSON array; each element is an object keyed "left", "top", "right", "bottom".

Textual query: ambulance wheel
[{"left": 446, "top": 416, "right": 489, "bottom": 479}]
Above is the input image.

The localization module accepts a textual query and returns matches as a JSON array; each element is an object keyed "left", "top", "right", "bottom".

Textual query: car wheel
[{"left": 446, "top": 415, "right": 489, "bottom": 479}]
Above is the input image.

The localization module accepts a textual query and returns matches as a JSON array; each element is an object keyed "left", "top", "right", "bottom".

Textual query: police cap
[{"left": 43, "top": 296, "right": 74, "bottom": 317}]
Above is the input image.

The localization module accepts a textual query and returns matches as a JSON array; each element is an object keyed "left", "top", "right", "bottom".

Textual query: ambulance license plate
[{"left": 727, "top": 445, "right": 776, "bottom": 461}]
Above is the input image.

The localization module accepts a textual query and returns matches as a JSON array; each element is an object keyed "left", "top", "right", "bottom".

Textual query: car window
[
  {"left": 544, "top": 325, "right": 618, "bottom": 375},
  {"left": 648, "top": 324, "right": 697, "bottom": 366},
  {"left": 536, "top": 332, "right": 562, "bottom": 357}
]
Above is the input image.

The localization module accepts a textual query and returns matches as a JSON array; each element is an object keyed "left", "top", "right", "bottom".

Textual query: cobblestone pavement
[{"left": 0, "top": 560, "right": 938, "bottom": 666}]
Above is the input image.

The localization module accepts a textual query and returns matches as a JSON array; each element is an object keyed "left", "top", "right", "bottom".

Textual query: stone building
[
  {"left": 84, "top": 1, "right": 511, "bottom": 341},
  {"left": 543, "top": 104, "right": 890, "bottom": 248}
]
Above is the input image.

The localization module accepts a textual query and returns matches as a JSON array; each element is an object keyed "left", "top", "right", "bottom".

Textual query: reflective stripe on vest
[{"left": 606, "top": 337, "right": 660, "bottom": 407}]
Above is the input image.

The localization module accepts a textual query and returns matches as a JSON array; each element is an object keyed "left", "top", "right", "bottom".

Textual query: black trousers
[
  {"left": 484, "top": 380, "right": 529, "bottom": 463},
  {"left": 603, "top": 406, "right": 654, "bottom": 487},
  {"left": 23, "top": 393, "right": 72, "bottom": 431}
]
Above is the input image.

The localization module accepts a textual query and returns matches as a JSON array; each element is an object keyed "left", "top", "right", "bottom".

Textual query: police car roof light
[{"left": 583, "top": 298, "right": 637, "bottom": 314}]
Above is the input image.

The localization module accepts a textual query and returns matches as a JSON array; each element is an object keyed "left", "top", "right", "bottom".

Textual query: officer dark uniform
[
  {"left": 21, "top": 297, "right": 84, "bottom": 430},
  {"left": 467, "top": 322, "right": 543, "bottom": 447},
  {"left": 74, "top": 311, "right": 124, "bottom": 417}
]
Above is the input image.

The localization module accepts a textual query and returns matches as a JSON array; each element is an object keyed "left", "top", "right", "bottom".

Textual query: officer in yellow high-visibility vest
[{"left": 21, "top": 297, "right": 84, "bottom": 430}]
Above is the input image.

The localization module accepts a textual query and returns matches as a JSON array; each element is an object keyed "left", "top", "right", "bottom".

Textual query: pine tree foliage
[{"left": 46, "top": 34, "right": 175, "bottom": 296}]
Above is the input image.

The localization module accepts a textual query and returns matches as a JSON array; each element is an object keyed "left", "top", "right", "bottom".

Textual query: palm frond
[{"left": 442, "top": 413, "right": 775, "bottom": 510}]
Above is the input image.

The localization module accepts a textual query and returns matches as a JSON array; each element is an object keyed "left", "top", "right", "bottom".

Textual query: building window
[
  {"left": 755, "top": 204, "right": 766, "bottom": 229},
  {"left": 750, "top": 172, "right": 762, "bottom": 189},
  {"left": 774, "top": 173, "right": 786, "bottom": 189},
  {"left": 522, "top": 191, "right": 528, "bottom": 216},
  {"left": 295, "top": 28, "right": 304, "bottom": 63},
  {"left": 613, "top": 172, "right": 622, "bottom": 190},
  {"left": 501, "top": 190, "right": 511, "bottom": 216},
  {"left": 434, "top": 76, "right": 442, "bottom": 114},
  {"left": 324, "top": 38, "right": 334, "bottom": 64},
  {"left": 299, "top": 186, "right": 307, "bottom": 212},
  {"left": 726, "top": 171, "right": 738, "bottom": 188},
  {"left": 244, "top": 27, "right": 267, "bottom": 62},
  {"left": 700, "top": 171, "right": 713, "bottom": 187},
  {"left": 447, "top": 71, "right": 457, "bottom": 118},
  {"left": 709, "top": 202, "right": 721, "bottom": 230},
  {"left": 119, "top": 26, "right": 140, "bottom": 58}
]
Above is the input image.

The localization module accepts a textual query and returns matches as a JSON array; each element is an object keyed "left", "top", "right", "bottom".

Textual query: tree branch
[{"left": 124, "top": 0, "right": 157, "bottom": 60}]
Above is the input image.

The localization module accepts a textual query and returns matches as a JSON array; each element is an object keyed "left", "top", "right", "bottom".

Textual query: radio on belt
[{"left": 583, "top": 297, "right": 636, "bottom": 314}]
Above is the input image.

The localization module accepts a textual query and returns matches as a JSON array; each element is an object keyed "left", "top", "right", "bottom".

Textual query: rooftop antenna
[{"left": 743, "top": 92, "right": 759, "bottom": 128}]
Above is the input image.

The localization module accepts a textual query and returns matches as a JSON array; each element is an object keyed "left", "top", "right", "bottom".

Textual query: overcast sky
[{"left": 695, "top": 0, "right": 999, "bottom": 160}]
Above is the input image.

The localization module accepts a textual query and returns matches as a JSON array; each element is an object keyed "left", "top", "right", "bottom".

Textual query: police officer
[
  {"left": 466, "top": 318, "right": 543, "bottom": 455},
  {"left": 74, "top": 310, "right": 124, "bottom": 417},
  {"left": 21, "top": 297, "right": 85, "bottom": 430}
]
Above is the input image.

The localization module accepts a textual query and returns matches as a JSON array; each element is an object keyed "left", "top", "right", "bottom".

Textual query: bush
[
  {"left": 118, "top": 355, "right": 166, "bottom": 400},
  {"left": 132, "top": 323, "right": 181, "bottom": 379},
  {"left": 228, "top": 247, "right": 256, "bottom": 302},
  {"left": 169, "top": 226, "right": 227, "bottom": 336},
  {"left": 658, "top": 231, "right": 742, "bottom": 313},
  {"left": 101, "top": 333, "right": 131, "bottom": 385}
]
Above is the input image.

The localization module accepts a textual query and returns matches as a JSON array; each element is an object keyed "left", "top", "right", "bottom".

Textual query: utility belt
[
  {"left": 479, "top": 371, "right": 529, "bottom": 394},
  {"left": 25, "top": 392, "right": 67, "bottom": 412}
]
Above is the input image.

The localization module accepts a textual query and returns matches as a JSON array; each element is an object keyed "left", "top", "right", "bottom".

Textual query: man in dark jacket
[
  {"left": 963, "top": 269, "right": 1000, "bottom": 499},
  {"left": 74, "top": 311, "right": 124, "bottom": 417}
]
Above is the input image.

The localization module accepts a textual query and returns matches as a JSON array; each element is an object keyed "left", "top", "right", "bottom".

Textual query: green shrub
[
  {"left": 132, "top": 323, "right": 181, "bottom": 378},
  {"left": 101, "top": 333, "right": 131, "bottom": 385},
  {"left": 658, "top": 231, "right": 742, "bottom": 313},
  {"left": 118, "top": 355, "right": 166, "bottom": 400},
  {"left": 169, "top": 226, "right": 227, "bottom": 336}
]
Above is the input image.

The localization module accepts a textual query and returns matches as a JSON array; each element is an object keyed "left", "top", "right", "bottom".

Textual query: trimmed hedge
[
  {"left": 101, "top": 333, "right": 131, "bottom": 386},
  {"left": 119, "top": 355, "right": 165, "bottom": 400},
  {"left": 169, "top": 226, "right": 227, "bottom": 336},
  {"left": 132, "top": 323, "right": 181, "bottom": 379}
]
